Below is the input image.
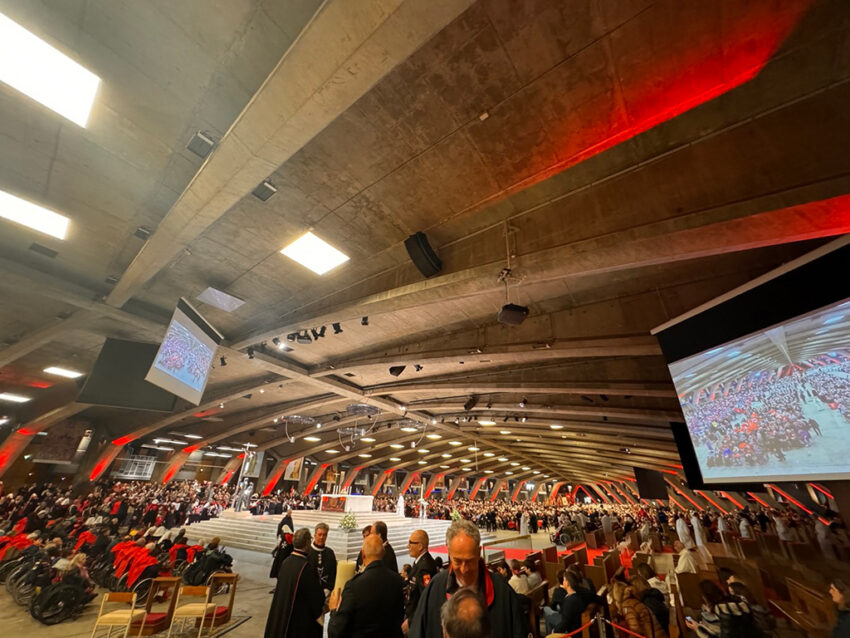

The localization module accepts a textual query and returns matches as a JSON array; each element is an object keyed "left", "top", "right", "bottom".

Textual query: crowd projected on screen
[
  {"left": 670, "top": 300, "right": 850, "bottom": 482},
  {"left": 153, "top": 320, "right": 213, "bottom": 393}
]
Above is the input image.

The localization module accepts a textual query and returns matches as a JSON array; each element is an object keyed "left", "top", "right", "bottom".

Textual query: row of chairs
[{"left": 91, "top": 572, "right": 237, "bottom": 638}]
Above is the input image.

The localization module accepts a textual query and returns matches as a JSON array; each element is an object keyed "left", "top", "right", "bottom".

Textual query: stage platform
[{"left": 184, "top": 510, "right": 496, "bottom": 560}]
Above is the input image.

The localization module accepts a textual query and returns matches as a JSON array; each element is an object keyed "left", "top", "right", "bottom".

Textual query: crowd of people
[{"left": 682, "top": 353, "right": 850, "bottom": 469}]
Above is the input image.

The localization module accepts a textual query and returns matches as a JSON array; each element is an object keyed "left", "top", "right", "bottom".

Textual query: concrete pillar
[
  {"left": 489, "top": 480, "right": 506, "bottom": 502},
  {"left": 341, "top": 466, "right": 363, "bottom": 491},
  {"left": 262, "top": 458, "right": 291, "bottom": 495},
  {"left": 589, "top": 484, "right": 611, "bottom": 504},
  {"left": 71, "top": 427, "right": 111, "bottom": 490},
  {"left": 529, "top": 483, "right": 544, "bottom": 502},
  {"left": 218, "top": 457, "right": 242, "bottom": 484},
  {"left": 399, "top": 472, "right": 420, "bottom": 494},
  {"left": 160, "top": 451, "right": 192, "bottom": 483},
  {"left": 547, "top": 482, "right": 565, "bottom": 504},
  {"left": 423, "top": 473, "right": 443, "bottom": 498},
  {"left": 469, "top": 477, "right": 487, "bottom": 500},
  {"left": 371, "top": 469, "right": 392, "bottom": 496},
  {"left": 511, "top": 481, "right": 523, "bottom": 502},
  {"left": 446, "top": 476, "right": 463, "bottom": 499},
  {"left": 305, "top": 463, "right": 329, "bottom": 494}
]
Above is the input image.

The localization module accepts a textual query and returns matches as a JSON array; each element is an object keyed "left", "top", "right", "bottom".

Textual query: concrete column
[
  {"left": 370, "top": 469, "right": 392, "bottom": 496},
  {"left": 510, "top": 481, "right": 523, "bottom": 502},
  {"left": 589, "top": 484, "right": 610, "bottom": 504},
  {"left": 305, "top": 463, "right": 329, "bottom": 494},
  {"left": 489, "top": 480, "right": 506, "bottom": 502},
  {"left": 469, "top": 477, "right": 487, "bottom": 500},
  {"left": 529, "top": 483, "right": 544, "bottom": 502},
  {"left": 218, "top": 457, "right": 242, "bottom": 484},
  {"left": 446, "top": 476, "right": 463, "bottom": 499},
  {"left": 399, "top": 472, "right": 419, "bottom": 494},
  {"left": 341, "top": 466, "right": 363, "bottom": 491},
  {"left": 547, "top": 482, "right": 565, "bottom": 504},
  {"left": 423, "top": 473, "right": 443, "bottom": 498},
  {"left": 262, "top": 458, "right": 291, "bottom": 495},
  {"left": 160, "top": 451, "right": 192, "bottom": 483}
]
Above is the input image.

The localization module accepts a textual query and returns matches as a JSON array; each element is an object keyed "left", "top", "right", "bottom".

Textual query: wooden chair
[
  {"left": 669, "top": 582, "right": 688, "bottom": 638},
  {"left": 625, "top": 532, "right": 640, "bottom": 552},
  {"left": 166, "top": 585, "right": 215, "bottom": 638},
  {"left": 562, "top": 552, "right": 577, "bottom": 571},
  {"left": 737, "top": 538, "right": 762, "bottom": 559},
  {"left": 585, "top": 530, "right": 602, "bottom": 549},
  {"left": 585, "top": 564, "right": 607, "bottom": 591},
  {"left": 675, "top": 572, "right": 705, "bottom": 610},
  {"left": 632, "top": 552, "right": 650, "bottom": 570},
  {"left": 91, "top": 592, "right": 145, "bottom": 638},
  {"left": 525, "top": 580, "right": 548, "bottom": 638},
  {"left": 770, "top": 578, "right": 835, "bottom": 638},
  {"left": 574, "top": 546, "right": 588, "bottom": 566},
  {"left": 131, "top": 577, "right": 180, "bottom": 636},
  {"left": 199, "top": 573, "right": 238, "bottom": 628},
  {"left": 648, "top": 532, "right": 663, "bottom": 552}
]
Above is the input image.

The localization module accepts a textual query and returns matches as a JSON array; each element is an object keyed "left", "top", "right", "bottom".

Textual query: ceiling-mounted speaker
[
  {"left": 498, "top": 303, "right": 529, "bottom": 325},
  {"left": 404, "top": 232, "right": 442, "bottom": 278},
  {"left": 389, "top": 365, "right": 406, "bottom": 377}
]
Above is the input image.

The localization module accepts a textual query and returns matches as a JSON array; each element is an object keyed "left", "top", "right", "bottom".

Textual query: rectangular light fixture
[
  {"left": 0, "top": 392, "right": 30, "bottom": 403},
  {"left": 280, "top": 231, "right": 349, "bottom": 275},
  {"left": 0, "top": 190, "right": 69, "bottom": 239},
  {"left": 181, "top": 434, "right": 203, "bottom": 439},
  {"left": 0, "top": 13, "right": 100, "bottom": 126},
  {"left": 303, "top": 436, "right": 321, "bottom": 442},
  {"left": 43, "top": 366, "right": 83, "bottom": 378}
]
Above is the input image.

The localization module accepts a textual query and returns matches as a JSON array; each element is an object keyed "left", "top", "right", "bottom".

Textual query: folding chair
[
  {"left": 91, "top": 592, "right": 145, "bottom": 638},
  {"left": 167, "top": 585, "right": 215, "bottom": 638}
]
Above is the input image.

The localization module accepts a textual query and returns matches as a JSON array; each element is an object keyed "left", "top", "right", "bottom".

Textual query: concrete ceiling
[{"left": 1, "top": 0, "right": 849, "bottom": 485}]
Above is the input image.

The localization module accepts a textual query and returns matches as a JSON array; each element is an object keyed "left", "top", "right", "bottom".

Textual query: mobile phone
[{"left": 685, "top": 616, "right": 694, "bottom": 622}]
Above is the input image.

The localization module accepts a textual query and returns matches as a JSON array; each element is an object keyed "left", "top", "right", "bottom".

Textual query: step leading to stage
[{"left": 184, "top": 511, "right": 495, "bottom": 560}]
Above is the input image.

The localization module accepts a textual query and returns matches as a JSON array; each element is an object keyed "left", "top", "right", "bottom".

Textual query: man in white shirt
[
  {"left": 508, "top": 559, "right": 529, "bottom": 594},
  {"left": 673, "top": 540, "right": 699, "bottom": 574},
  {"left": 601, "top": 512, "right": 614, "bottom": 535},
  {"left": 675, "top": 514, "right": 694, "bottom": 548}
]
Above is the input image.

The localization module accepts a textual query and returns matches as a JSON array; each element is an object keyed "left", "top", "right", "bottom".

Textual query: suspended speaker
[{"left": 404, "top": 232, "right": 442, "bottom": 278}]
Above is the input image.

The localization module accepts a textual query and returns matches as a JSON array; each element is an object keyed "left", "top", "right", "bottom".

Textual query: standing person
[
  {"left": 308, "top": 522, "right": 337, "bottom": 595},
  {"left": 409, "top": 520, "right": 524, "bottom": 638},
  {"left": 327, "top": 534, "right": 405, "bottom": 638},
  {"left": 372, "top": 521, "right": 398, "bottom": 573},
  {"left": 269, "top": 507, "right": 294, "bottom": 592},
  {"left": 354, "top": 524, "right": 372, "bottom": 571},
  {"left": 829, "top": 578, "right": 850, "bottom": 638},
  {"left": 404, "top": 530, "right": 438, "bottom": 631},
  {"left": 676, "top": 513, "right": 695, "bottom": 548},
  {"left": 264, "top": 528, "right": 324, "bottom": 638}
]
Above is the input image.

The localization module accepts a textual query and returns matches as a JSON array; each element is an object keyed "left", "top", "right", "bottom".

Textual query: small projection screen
[
  {"left": 78, "top": 339, "right": 177, "bottom": 412},
  {"left": 145, "top": 298, "right": 223, "bottom": 405},
  {"left": 654, "top": 238, "right": 850, "bottom": 486},
  {"left": 633, "top": 467, "right": 669, "bottom": 499}
]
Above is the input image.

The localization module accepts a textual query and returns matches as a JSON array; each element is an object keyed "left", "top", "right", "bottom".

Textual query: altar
[{"left": 320, "top": 493, "right": 373, "bottom": 513}]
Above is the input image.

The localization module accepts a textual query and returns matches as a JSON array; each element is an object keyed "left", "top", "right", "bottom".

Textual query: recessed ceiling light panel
[
  {"left": 281, "top": 231, "right": 349, "bottom": 275},
  {"left": 0, "top": 393, "right": 30, "bottom": 403},
  {"left": 0, "top": 190, "right": 69, "bottom": 239},
  {"left": 0, "top": 13, "right": 100, "bottom": 126},
  {"left": 43, "top": 366, "right": 83, "bottom": 378}
]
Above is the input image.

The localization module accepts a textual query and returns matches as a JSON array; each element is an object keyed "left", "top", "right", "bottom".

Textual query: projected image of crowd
[{"left": 681, "top": 351, "right": 850, "bottom": 469}]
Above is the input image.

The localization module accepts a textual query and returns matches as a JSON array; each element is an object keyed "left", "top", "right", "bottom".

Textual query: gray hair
[
  {"left": 315, "top": 522, "right": 329, "bottom": 532},
  {"left": 441, "top": 587, "right": 491, "bottom": 638},
  {"left": 446, "top": 519, "right": 480, "bottom": 548},
  {"left": 293, "top": 527, "right": 312, "bottom": 551}
]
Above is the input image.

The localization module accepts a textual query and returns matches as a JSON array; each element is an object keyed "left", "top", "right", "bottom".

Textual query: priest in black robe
[
  {"left": 307, "top": 522, "right": 337, "bottom": 594},
  {"left": 264, "top": 527, "right": 324, "bottom": 638}
]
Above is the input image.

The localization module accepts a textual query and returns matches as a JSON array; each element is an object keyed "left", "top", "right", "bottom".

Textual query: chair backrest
[
  {"left": 562, "top": 552, "right": 578, "bottom": 570},
  {"left": 574, "top": 546, "right": 588, "bottom": 566},
  {"left": 675, "top": 572, "right": 704, "bottom": 609},
  {"left": 787, "top": 578, "right": 836, "bottom": 628},
  {"left": 179, "top": 585, "right": 210, "bottom": 598},
  {"left": 146, "top": 577, "right": 180, "bottom": 613},
  {"left": 106, "top": 591, "right": 137, "bottom": 604},
  {"left": 210, "top": 573, "right": 238, "bottom": 618},
  {"left": 585, "top": 564, "right": 607, "bottom": 591},
  {"left": 632, "top": 552, "right": 650, "bottom": 569}
]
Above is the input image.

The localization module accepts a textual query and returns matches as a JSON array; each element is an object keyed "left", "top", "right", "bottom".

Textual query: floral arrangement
[
  {"left": 450, "top": 509, "right": 462, "bottom": 521},
  {"left": 339, "top": 512, "right": 358, "bottom": 531}
]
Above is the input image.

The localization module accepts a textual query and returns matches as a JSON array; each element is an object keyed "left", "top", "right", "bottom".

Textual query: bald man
[
  {"left": 405, "top": 530, "right": 437, "bottom": 622},
  {"left": 328, "top": 534, "right": 405, "bottom": 638}
]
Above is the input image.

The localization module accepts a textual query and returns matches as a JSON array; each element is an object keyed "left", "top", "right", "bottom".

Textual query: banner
[
  {"left": 284, "top": 457, "right": 304, "bottom": 481},
  {"left": 33, "top": 421, "right": 88, "bottom": 464},
  {"left": 241, "top": 450, "right": 264, "bottom": 478}
]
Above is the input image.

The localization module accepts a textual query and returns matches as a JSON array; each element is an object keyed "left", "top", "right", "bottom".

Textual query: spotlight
[
  {"left": 272, "top": 337, "right": 281, "bottom": 347},
  {"left": 414, "top": 364, "right": 423, "bottom": 372},
  {"left": 332, "top": 322, "right": 343, "bottom": 335},
  {"left": 247, "top": 347, "right": 255, "bottom": 359},
  {"left": 389, "top": 366, "right": 406, "bottom": 377},
  {"left": 296, "top": 330, "right": 312, "bottom": 345},
  {"left": 463, "top": 395, "right": 479, "bottom": 412},
  {"left": 486, "top": 400, "right": 492, "bottom": 409},
  {"left": 361, "top": 316, "right": 368, "bottom": 326},
  {"left": 521, "top": 417, "right": 527, "bottom": 423},
  {"left": 286, "top": 333, "right": 297, "bottom": 342},
  {"left": 410, "top": 441, "right": 416, "bottom": 448},
  {"left": 599, "top": 394, "right": 609, "bottom": 402},
  {"left": 311, "top": 326, "right": 327, "bottom": 340},
  {"left": 503, "top": 416, "right": 509, "bottom": 422},
  {"left": 219, "top": 356, "right": 227, "bottom": 367},
  {"left": 518, "top": 397, "right": 527, "bottom": 408}
]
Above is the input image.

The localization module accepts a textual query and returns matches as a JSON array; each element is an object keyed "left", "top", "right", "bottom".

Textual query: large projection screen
[
  {"left": 654, "top": 237, "right": 850, "bottom": 487},
  {"left": 669, "top": 299, "right": 850, "bottom": 483},
  {"left": 145, "top": 298, "right": 222, "bottom": 405}
]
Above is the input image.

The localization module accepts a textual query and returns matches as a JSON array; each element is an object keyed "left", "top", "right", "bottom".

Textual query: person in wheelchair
[{"left": 182, "top": 537, "right": 233, "bottom": 586}]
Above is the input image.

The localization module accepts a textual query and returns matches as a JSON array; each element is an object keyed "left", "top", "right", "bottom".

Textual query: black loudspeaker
[
  {"left": 389, "top": 366, "right": 406, "bottom": 377},
  {"left": 404, "top": 232, "right": 442, "bottom": 278},
  {"left": 498, "top": 303, "right": 529, "bottom": 325}
]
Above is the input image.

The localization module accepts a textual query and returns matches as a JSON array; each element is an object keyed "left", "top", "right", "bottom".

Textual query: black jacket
[
  {"left": 409, "top": 560, "right": 524, "bottom": 638},
  {"left": 549, "top": 586, "right": 566, "bottom": 612},
  {"left": 553, "top": 592, "right": 585, "bottom": 634},
  {"left": 405, "top": 552, "right": 438, "bottom": 618},
  {"left": 328, "top": 560, "right": 405, "bottom": 638},
  {"left": 308, "top": 543, "right": 337, "bottom": 592},
  {"left": 834, "top": 609, "right": 850, "bottom": 638},
  {"left": 264, "top": 551, "right": 324, "bottom": 638},
  {"left": 641, "top": 587, "right": 669, "bottom": 629}
]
